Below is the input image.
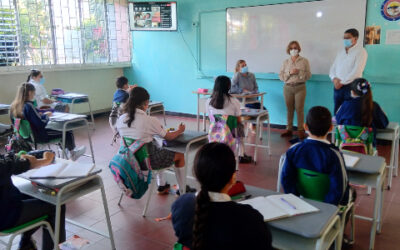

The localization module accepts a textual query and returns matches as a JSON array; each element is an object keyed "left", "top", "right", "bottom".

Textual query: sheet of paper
[
  {"left": 386, "top": 30, "right": 400, "bottom": 45},
  {"left": 267, "top": 193, "right": 319, "bottom": 216},
  {"left": 240, "top": 196, "right": 289, "bottom": 221},
  {"left": 343, "top": 154, "right": 360, "bottom": 168},
  {"left": 29, "top": 163, "right": 67, "bottom": 179}
]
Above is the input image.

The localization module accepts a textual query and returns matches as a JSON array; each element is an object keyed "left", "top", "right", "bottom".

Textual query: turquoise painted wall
[{"left": 124, "top": 0, "right": 400, "bottom": 125}]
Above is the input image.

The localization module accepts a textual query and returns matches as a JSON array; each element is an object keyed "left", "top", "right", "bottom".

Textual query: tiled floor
[{"left": 4, "top": 114, "right": 400, "bottom": 250}]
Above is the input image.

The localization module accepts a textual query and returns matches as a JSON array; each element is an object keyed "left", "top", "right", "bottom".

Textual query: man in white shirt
[{"left": 329, "top": 28, "right": 368, "bottom": 114}]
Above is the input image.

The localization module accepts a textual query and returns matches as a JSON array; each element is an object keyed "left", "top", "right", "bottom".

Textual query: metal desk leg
[
  {"left": 54, "top": 199, "right": 62, "bottom": 249},
  {"left": 99, "top": 178, "right": 116, "bottom": 250},
  {"left": 253, "top": 115, "right": 261, "bottom": 164},
  {"left": 87, "top": 99, "right": 95, "bottom": 130},
  {"left": 388, "top": 133, "right": 395, "bottom": 189},
  {"left": 377, "top": 169, "right": 386, "bottom": 233},
  {"left": 62, "top": 124, "right": 67, "bottom": 159},
  {"left": 395, "top": 136, "right": 399, "bottom": 177},
  {"left": 196, "top": 94, "right": 200, "bottom": 131},
  {"left": 370, "top": 172, "right": 384, "bottom": 249},
  {"left": 267, "top": 115, "right": 271, "bottom": 155},
  {"left": 86, "top": 120, "right": 95, "bottom": 164}
]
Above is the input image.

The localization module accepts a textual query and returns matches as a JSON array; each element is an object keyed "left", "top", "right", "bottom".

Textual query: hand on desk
[
  {"left": 178, "top": 123, "right": 185, "bottom": 133},
  {"left": 44, "top": 111, "right": 53, "bottom": 117},
  {"left": 21, "top": 151, "right": 55, "bottom": 169}
]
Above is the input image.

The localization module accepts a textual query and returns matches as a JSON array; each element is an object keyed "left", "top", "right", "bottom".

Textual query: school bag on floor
[
  {"left": 109, "top": 137, "right": 152, "bottom": 199},
  {"left": 335, "top": 125, "right": 374, "bottom": 155}
]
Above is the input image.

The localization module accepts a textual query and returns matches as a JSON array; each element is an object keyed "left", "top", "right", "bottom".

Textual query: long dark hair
[
  {"left": 10, "top": 83, "right": 35, "bottom": 119},
  {"left": 192, "top": 143, "right": 236, "bottom": 250},
  {"left": 122, "top": 86, "right": 150, "bottom": 127},
  {"left": 350, "top": 78, "right": 373, "bottom": 127},
  {"left": 209, "top": 76, "right": 232, "bottom": 110},
  {"left": 27, "top": 69, "right": 41, "bottom": 82}
]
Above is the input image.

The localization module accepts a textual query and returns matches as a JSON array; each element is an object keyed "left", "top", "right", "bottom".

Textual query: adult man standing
[{"left": 329, "top": 28, "right": 368, "bottom": 114}]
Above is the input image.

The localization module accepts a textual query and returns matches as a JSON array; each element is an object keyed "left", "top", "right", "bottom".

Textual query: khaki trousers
[{"left": 283, "top": 83, "right": 306, "bottom": 131}]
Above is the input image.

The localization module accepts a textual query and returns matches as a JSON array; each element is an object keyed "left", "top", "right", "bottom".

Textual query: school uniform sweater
[
  {"left": 112, "top": 89, "right": 129, "bottom": 103},
  {"left": 171, "top": 193, "right": 273, "bottom": 250},
  {"left": 335, "top": 97, "right": 389, "bottom": 145},
  {"left": 23, "top": 101, "right": 50, "bottom": 142},
  {"left": 281, "top": 139, "right": 349, "bottom": 206},
  {"left": 0, "top": 154, "right": 30, "bottom": 230}
]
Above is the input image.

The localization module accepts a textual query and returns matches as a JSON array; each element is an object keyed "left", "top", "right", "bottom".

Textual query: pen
[{"left": 280, "top": 197, "right": 297, "bottom": 209}]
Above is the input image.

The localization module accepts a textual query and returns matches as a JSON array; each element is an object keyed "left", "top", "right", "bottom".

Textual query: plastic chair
[
  {"left": 0, "top": 215, "right": 55, "bottom": 250},
  {"left": 14, "top": 118, "right": 65, "bottom": 156},
  {"left": 296, "top": 168, "right": 355, "bottom": 246}
]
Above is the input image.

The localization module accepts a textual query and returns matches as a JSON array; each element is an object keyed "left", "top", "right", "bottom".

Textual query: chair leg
[
  {"left": 142, "top": 179, "right": 156, "bottom": 217},
  {"left": 117, "top": 192, "right": 124, "bottom": 206},
  {"left": 350, "top": 205, "right": 355, "bottom": 243},
  {"left": 367, "top": 186, "right": 372, "bottom": 195}
]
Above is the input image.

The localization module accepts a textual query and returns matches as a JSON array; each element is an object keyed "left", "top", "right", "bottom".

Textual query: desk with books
[
  {"left": 12, "top": 166, "right": 115, "bottom": 250},
  {"left": 244, "top": 185, "right": 341, "bottom": 250}
]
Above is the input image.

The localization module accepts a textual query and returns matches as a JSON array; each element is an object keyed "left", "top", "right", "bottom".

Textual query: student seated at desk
[
  {"left": 206, "top": 75, "right": 252, "bottom": 163},
  {"left": 335, "top": 78, "right": 388, "bottom": 146},
  {"left": 109, "top": 76, "right": 136, "bottom": 134},
  {"left": 116, "top": 87, "right": 194, "bottom": 195},
  {"left": 171, "top": 143, "right": 272, "bottom": 250},
  {"left": 230, "top": 59, "right": 264, "bottom": 110},
  {"left": 27, "top": 69, "right": 69, "bottom": 112},
  {"left": 0, "top": 151, "right": 66, "bottom": 250},
  {"left": 10, "top": 83, "right": 86, "bottom": 161},
  {"left": 281, "top": 106, "right": 354, "bottom": 206}
]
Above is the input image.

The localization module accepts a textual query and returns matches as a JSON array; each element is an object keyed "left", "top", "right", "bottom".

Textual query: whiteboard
[{"left": 226, "top": 0, "right": 367, "bottom": 75}]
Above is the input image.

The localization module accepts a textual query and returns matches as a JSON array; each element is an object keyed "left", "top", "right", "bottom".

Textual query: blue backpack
[{"left": 109, "top": 138, "right": 152, "bottom": 199}]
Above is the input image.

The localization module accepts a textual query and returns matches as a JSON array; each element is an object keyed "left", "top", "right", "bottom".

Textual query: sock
[
  {"left": 174, "top": 166, "right": 186, "bottom": 191},
  {"left": 156, "top": 171, "right": 166, "bottom": 186}
]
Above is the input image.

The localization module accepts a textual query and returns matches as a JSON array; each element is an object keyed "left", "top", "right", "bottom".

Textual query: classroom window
[{"left": 0, "top": 0, "right": 130, "bottom": 67}]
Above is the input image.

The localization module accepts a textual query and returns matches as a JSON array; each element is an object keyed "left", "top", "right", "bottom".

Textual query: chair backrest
[
  {"left": 335, "top": 125, "right": 374, "bottom": 155},
  {"left": 296, "top": 168, "right": 330, "bottom": 202}
]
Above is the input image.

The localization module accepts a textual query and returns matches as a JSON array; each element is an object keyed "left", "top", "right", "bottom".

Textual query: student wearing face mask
[
  {"left": 27, "top": 69, "right": 69, "bottom": 112},
  {"left": 230, "top": 59, "right": 262, "bottom": 109},
  {"left": 279, "top": 41, "right": 311, "bottom": 139},
  {"left": 329, "top": 28, "right": 368, "bottom": 114}
]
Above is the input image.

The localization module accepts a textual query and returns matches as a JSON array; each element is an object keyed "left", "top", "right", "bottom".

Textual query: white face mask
[{"left": 290, "top": 49, "right": 299, "bottom": 57}]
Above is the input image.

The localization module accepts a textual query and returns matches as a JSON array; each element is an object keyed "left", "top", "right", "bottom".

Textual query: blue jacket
[
  {"left": 281, "top": 139, "right": 349, "bottom": 205},
  {"left": 0, "top": 154, "right": 30, "bottom": 230},
  {"left": 23, "top": 101, "right": 50, "bottom": 143},
  {"left": 113, "top": 89, "right": 129, "bottom": 103},
  {"left": 336, "top": 98, "right": 388, "bottom": 145}
]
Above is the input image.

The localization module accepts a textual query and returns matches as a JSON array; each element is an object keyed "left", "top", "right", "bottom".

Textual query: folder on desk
[
  {"left": 28, "top": 162, "right": 95, "bottom": 179},
  {"left": 240, "top": 193, "right": 319, "bottom": 221}
]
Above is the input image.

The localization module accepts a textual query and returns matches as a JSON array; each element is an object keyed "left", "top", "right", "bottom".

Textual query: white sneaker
[{"left": 70, "top": 146, "right": 86, "bottom": 161}]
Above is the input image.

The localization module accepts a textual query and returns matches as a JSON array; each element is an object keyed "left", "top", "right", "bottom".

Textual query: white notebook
[
  {"left": 50, "top": 112, "right": 86, "bottom": 122},
  {"left": 343, "top": 154, "right": 360, "bottom": 168},
  {"left": 28, "top": 162, "right": 95, "bottom": 179},
  {"left": 240, "top": 193, "right": 319, "bottom": 221}
]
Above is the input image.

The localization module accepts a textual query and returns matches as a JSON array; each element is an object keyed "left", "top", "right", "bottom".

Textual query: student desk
[
  {"left": 192, "top": 90, "right": 267, "bottom": 131},
  {"left": 46, "top": 113, "right": 95, "bottom": 163},
  {"left": 147, "top": 101, "right": 166, "bottom": 125},
  {"left": 12, "top": 170, "right": 116, "bottom": 250},
  {"left": 344, "top": 152, "right": 386, "bottom": 250},
  {"left": 164, "top": 130, "right": 208, "bottom": 194},
  {"left": 53, "top": 93, "right": 95, "bottom": 129},
  {"left": 241, "top": 108, "right": 271, "bottom": 163},
  {"left": 376, "top": 122, "right": 399, "bottom": 190},
  {"left": 245, "top": 185, "right": 342, "bottom": 250},
  {"left": 0, "top": 104, "right": 10, "bottom": 116}
]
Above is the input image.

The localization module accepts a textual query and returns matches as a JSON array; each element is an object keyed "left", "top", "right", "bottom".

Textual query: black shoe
[
  {"left": 18, "top": 238, "right": 37, "bottom": 250},
  {"left": 239, "top": 155, "right": 253, "bottom": 163},
  {"left": 176, "top": 185, "right": 197, "bottom": 196},
  {"left": 157, "top": 183, "right": 170, "bottom": 195}
]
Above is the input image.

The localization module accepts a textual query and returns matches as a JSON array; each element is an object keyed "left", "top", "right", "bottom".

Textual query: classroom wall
[
  {"left": 124, "top": 0, "right": 400, "bottom": 125},
  {"left": 0, "top": 68, "right": 123, "bottom": 124}
]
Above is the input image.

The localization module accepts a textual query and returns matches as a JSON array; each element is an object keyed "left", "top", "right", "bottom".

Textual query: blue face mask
[
  {"left": 241, "top": 66, "right": 248, "bottom": 74},
  {"left": 343, "top": 39, "right": 352, "bottom": 48},
  {"left": 39, "top": 78, "right": 45, "bottom": 85}
]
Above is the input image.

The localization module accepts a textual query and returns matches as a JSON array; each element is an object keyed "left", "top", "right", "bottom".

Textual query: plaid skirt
[{"left": 146, "top": 140, "right": 175, "bottom": 170}]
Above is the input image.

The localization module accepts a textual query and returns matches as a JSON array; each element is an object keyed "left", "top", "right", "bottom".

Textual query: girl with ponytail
[
  {"left": 336, "top": 78, "right": 388, "bottom": 145},
  {"left": 207, "top": 76, "right": 252, "bottom": 163},
  {"left": 116, "top": 87, "right": 195, "bottom": 195},
  {"left": 171, "top": 143, "right": 272, "bottom": 250}
]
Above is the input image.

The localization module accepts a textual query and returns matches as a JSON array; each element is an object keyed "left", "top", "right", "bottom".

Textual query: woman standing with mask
[{"left": 279, "top": 41, "right": 311, "bottom": 139}]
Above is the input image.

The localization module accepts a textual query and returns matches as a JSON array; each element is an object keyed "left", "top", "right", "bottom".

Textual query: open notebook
[
  {"left": 27, "top": 162, "right": 95, "bottom": 179},
  {"left": 240, "top": 193, "right": 319, "bottom": 221},
  {"left": 343, "top": 154, "right": 360, "bottom": 168}
]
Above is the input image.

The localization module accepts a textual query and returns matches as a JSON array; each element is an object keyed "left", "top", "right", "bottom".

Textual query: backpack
[
  {"left": 109, "top": 138, "right": 152, "bottom": 199},
  {"left": 208, "top": 111, "right": 236, "bottom": 151},
  {"left": 335, "top": 125, "right": 374, "bottom": 155},
  {"left": 5, "top": 119, "right": 32, "bottom": 154}
]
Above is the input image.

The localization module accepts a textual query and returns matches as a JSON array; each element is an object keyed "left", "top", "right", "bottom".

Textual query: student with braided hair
[{"left": 171, "top": 142, "right": 272, "bottom": 250}]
